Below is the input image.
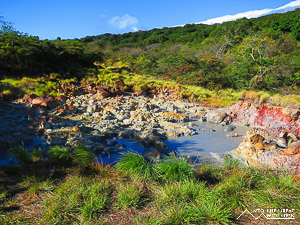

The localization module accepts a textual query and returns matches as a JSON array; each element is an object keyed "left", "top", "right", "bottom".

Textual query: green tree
[{"left": 237, "top": 35, "right": 275, "bottom": 88}]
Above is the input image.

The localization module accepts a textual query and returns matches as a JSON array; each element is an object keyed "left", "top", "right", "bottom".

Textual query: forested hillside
[
  {"left": 79, "top": 8, "right": 300, "bottom": 92},
  {"left": 1, "top": 9, "right": 299, "bottom": 93}
]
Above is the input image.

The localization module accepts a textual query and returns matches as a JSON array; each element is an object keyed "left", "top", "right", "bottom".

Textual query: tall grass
[
  {"left": 222, "top": 155, "right": 241, "bottom": 171},
  {"left": 2, "top": 151, "right": 299, "bottom": 224},
  {"left": 42, "top": 176, "right": 111, "bottom": 224},
  {"left": 154, "top": 179, "right": 207, "bottom": 205}
]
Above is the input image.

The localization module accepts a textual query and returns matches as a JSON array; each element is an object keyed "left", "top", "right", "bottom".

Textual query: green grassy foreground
[{"left": 0, "top": 148, "right": 299, "bottom": 224}]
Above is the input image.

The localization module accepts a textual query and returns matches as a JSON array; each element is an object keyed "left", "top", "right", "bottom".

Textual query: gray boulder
[{"left": 206, "top": 110, "right": 227, "bottom": 123}]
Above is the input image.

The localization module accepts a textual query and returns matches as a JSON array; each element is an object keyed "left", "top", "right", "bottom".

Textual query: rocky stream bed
[{"left": 0, "top": 92, "right": 299, "bottom": 173}]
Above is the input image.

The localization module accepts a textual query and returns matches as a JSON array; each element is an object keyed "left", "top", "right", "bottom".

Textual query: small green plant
[
  {"left": 250, "top": 170, "right": 299, "bottom": 209},
  {"left": 72, "top": 143, "right": 95, "bottom": 167},
  {"left": 160, "top": 198, "right": 233, "bottom": 224},
  {"left": 116, "top": 152, "right": 156, "bottom": 180},
  {"left": 155, "top": 156, "right": 194, "bottom": 181},
  {"left": 21, "top": 176, "right": 54, "bottom": 197},
  {"left": 215, "top": 168, "right": 262, "bottom": 210},
  {"left": 32, "top": 147, "right": 43, "bottom": 162},
  {"left": 0, "top": 213, "right": 30, "bottom": 224},
  {"left": 27, "top": 181, "right": 53, "bottom": 197},
  {"left": 8, "top": 146, "right": 43, "bottom": 164},
  {"left": 116, "top": 183, "right": 145, "bottom": 209}
]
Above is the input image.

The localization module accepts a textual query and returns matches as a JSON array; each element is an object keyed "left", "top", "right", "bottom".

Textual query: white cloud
[
  {"left": 198, "top": 0, "right": 300, "bottom": 25},
  {"left": 109, "top": 14, "right": 139, "bottom": 31},
  {"left": 132, "top": 26, "right": 138, "bottom": 32},
  {"left": 276, "top": 0, "right": 300, "bottom": 10}
]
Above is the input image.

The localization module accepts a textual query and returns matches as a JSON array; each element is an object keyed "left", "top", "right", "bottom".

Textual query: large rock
[
  {"left": 130, "top": 110, "right": 152, "bottom": 122},
  {"left": 94, "top": 87, "right": 111, "bottom": 99},
  {"left": 143, "top": 148, "right": 162, "bottom": 162},
  {"left": 32, "top": 97, "right": 47, "bottom": 107},
  {"left": 206, "top": 110, "right": 227, "bottom": 123},
  {"left": 31, "top": 96, "right": 57, "bottom": 108}
]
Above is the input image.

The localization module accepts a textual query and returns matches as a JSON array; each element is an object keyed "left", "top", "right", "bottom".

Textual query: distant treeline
[
  {"left": 0, "top": 9, "right": 299, "bottom": 92},
  {"left": 80, "top": 9, "right": 300, "bottom": 48}
]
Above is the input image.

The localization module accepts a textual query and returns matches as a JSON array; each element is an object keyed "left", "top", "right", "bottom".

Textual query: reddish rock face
[
  {"left": 231, "top": 100, "right": 299, "bottom": 173},
  {"left": 229, "top": 100, "right": 299, "bottom": 140}
]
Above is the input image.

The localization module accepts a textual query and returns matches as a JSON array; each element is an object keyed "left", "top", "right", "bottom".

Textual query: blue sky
[{"left": 1, "top": 0, "right": 299, "bottom": 39}]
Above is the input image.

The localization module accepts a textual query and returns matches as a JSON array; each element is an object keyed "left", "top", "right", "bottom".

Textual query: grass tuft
[
  {"left": 222, "top": 155, "right": 241, "bottom": 171},
  {"left": 72, "top": 143, "right": 95, "bottom": 167},
  {"left": 116, "top": 182, "right": 146, "bottom": 209},
  {"left": 48, "top": 146, "right": 72, "bottom": 165},
  {"left": 9, "top": 146, "right": 32, "bottom": 164},
  {"left": 116, "top": 152, "right": 156, "bottom": 180},
  {"left": 155, "top": 156, "right": 194, "bottom": 181}
]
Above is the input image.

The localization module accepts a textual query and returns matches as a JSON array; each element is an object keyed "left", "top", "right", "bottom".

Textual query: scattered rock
[
  {"left": 254, "top": 142, "right": 264, "bottom": 150},
  {"left": 143, "top": 148, "right": 162, "bottom": 161},
  {"left": 199, "top": 117, "right": 207, "bottom": 122},
  {"left": 249, "top": 134, "right": 265, "bottom": 144},
  {"left": 107, "top": 140, "right": 118, "bottom": 146},
  {"left": 95, "top": 87, "right": 111, "bottom": 99},
  {"left": 160, "top": 112, "right": 189, "bottom": 122},
  {"left": 224, "top": 125, "right": 236, "bottom": 132},
  {"left": 226, "top": 133, "right": 239, "bottom": 138},
  {"left": 200, "top": 128, "right": 216, "bottom": 133}
]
